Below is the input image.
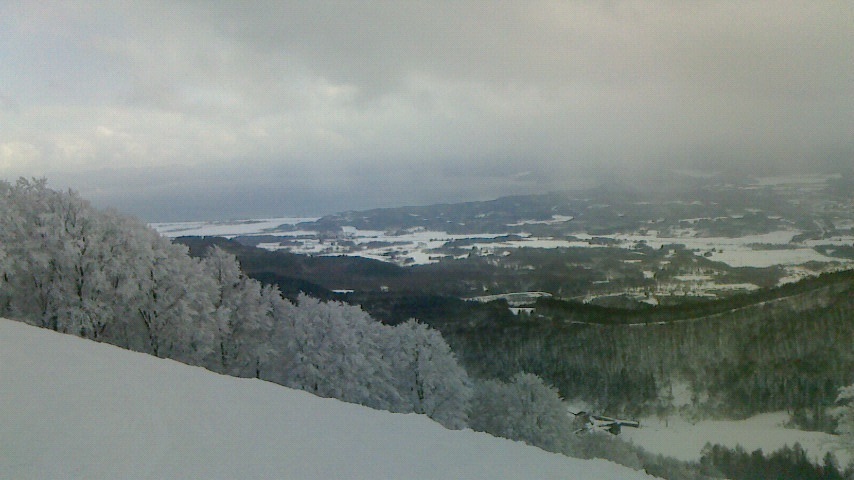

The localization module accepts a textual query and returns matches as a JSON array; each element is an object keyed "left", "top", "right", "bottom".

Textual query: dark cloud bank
[{"left": 1, "top": 2, "right": 851, "bottom": 220}]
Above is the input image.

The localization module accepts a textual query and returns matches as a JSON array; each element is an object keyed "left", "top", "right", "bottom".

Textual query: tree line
[
  {"left": 4, "top": 178, "right": 853, "bottom": 479},
  {"left": 448, "top": 288, "right": 854, "bottom": 428},
  {"left": 699, "top": 443, "right": 851, "bottom": 480},
  {"left": 0, "top": 178, "right": 666, "bottom": 474},
  {"left": 0, "top": 178, "right": 470, "bottom": 427}
]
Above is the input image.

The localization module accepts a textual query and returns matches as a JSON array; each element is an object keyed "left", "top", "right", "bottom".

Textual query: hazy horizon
[{"left": 2, "top": 2, "right": 851, "bottom": 221}]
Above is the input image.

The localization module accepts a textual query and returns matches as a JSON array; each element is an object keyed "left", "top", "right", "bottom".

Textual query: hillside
[
  {"left": 159, "top": 175, "right": 854, "bottom": 309},
  {"left": 160, "top": 174, "right": 854, "bottom": 305},
  {"left": 0, "top": 318, "right": 659, "bottom": 479},
  {"left": 176, "top": 231, "right": 854, "bottom": 421},
  {"left": 447, "top": 270, "right": 854, "bottom": 421}
]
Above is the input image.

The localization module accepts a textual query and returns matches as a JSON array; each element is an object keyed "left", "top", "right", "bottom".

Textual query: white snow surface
[
  {"left": 508, "top": 215, "right": 575, "bottom": 226},
  {"left": 0, "top": 319, "right": 658, "bottom": 480},
  {"left": 151, "top": 217, "right": 318, "bottom": 238},
  {"left": 621, "top": 413, "right": 850, "bottom": 466},
  {"left": 150, "top": 217, "right": 854, "bottom": 270}
]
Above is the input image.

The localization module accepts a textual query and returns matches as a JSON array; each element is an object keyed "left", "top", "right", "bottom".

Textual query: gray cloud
[{"left": 1, "top": 1, "right": 851, "bottom": 220}]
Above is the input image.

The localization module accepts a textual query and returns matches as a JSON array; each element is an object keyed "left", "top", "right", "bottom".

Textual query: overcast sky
[{"left": 1, "top": 2, "right": 851, "bottom": 220}]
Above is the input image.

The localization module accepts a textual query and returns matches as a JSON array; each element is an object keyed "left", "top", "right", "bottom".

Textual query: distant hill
[{"left": 164, "top": 175, "right": 854, "bottom": 308}]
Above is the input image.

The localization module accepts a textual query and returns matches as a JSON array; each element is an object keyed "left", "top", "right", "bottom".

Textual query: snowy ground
[
  {"left": 150, "top": 217, "right": 318, "bottom": 238},
  {"left": 149, "top": 175, "right": 854, "bottom": 273},
  {"left": 620, "top": 413, "right": 850, "bottom": 466},
  {"left": 150, "top": 210, "right": 854, "bottom": 302},
  {"left": 151, "top": 218, "right": 853, "bottom": 271},
  {"left": 0, "top": 319, "right": 658, "bottom": 480}
]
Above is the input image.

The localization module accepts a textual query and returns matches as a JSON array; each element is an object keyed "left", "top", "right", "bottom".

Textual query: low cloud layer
[{"left": 1, "top": 2, "right": 851, "bottom": 220}]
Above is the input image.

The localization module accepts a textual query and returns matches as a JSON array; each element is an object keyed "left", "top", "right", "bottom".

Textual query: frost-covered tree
[
  {"left": 267, "top": 294, "right": 399, "bottom": 410},
  {"left": 0, "top": 179, "right": 222, "bottom": 359},
  {"left": 469, "top": 372, "right": 574, "bottom": 453},
  {"left": 0, "top": 178, "right": 480, "bottom": 432},
  {"left": 202, "top": 246, "right": 270, "bottom": 376},
  {"left": 0, "top": 241, "right": 10, "bottom": 313},
  {"left": 245, "top": 283, "right": 284, "bottom": 377},
  {"left": 259, "top": 289, "right": 298, "bottom": 380},
  {"left": 37, "top": 193, "right": 114, "bottom": 339},
  {"left": 261, "top": 297, "right": 472, "bottom": 424},
  {"left": 0, "top": 182, "right": 11, "bottom": 311},
  {"left": 384, "top": 319, "right": 471, "bottom": 429},
  {"left": 0, "top": 182, "right": 11, "bottom": 313},
  {"left": 0, "top": 178, "right": 116, "bottom": 337},
  {"left": 132, "top": 235, "right": 216, "bottom": 363},
  {"left": 0, "top": 178, "right": 65, "bottom": 327},
  {"left": 92, "top": 211, "right": 158, "bottom": 347}
]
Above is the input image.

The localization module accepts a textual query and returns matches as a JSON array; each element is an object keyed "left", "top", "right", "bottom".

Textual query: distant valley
[
  {"left": 155, "top": 173, "right": 854, "bottom": 308},
  {"left": 157, "top": 172, "right": 854, "bottom": 422}
]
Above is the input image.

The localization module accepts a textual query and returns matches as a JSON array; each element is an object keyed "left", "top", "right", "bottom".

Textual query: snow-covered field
[
  {"left": 151, "top": 219, "right": 853, "bottom": 270},
  {"left": 151, "top": 217, "right": 318, "bottom": 238},
  {"left": 572, "top": 230, "right": 850, "bottom": 268},
  {"left": 621, "top": 413, "right": 850, "bottom": 467},
  {"left": 0, "top": 318, "right": 658, "bottom": 480},
  {"left": 150, "top": 203, "right": 854, "bottom": 301},
  {"left": 149, "top": 175, "right": 854, "bottom": 274}
]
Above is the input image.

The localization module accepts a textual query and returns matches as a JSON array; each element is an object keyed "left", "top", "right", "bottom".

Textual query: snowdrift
[{"left": 0, "top": 319, "right": 658, "bottom": 479}]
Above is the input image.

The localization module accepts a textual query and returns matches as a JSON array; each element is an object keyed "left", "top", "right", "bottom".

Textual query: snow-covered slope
[{"left": 0, "top": 319, "right": 658, "bottom": 479}]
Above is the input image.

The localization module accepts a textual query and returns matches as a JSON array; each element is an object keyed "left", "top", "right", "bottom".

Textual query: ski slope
[{"left": 0, "top": 319, "right": 658, "bottom": 479}]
